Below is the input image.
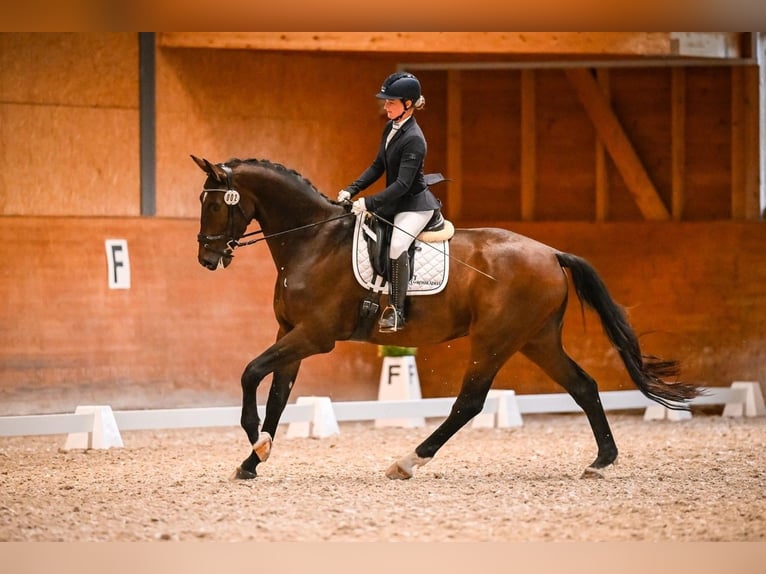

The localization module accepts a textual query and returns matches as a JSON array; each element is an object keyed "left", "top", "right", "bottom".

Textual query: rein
[
  {"left": 198, "top": 166, "right": 354, "bottom": 257},
  {"left": 230, "top": 212, "right": 355, "bottom": 248}
]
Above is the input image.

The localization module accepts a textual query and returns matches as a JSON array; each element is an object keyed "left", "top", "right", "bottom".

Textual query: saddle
[
  {"left": 365, "top": 172, "right": 451, "bottom": 280},
  {"left": 364, "top": 209, "right": 448, "bottom": 280}
]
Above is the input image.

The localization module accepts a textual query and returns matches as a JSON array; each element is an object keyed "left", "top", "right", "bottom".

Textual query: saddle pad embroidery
[{"left": 352, "top": 214, "right": 449, "bottom": 296}]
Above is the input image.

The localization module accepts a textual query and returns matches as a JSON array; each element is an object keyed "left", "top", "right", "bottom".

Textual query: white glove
[
  {"left": 337, "top": 189, "right": 352, "bottom": 203},
  {"left": 351, "top": 198, "right": 367, "bottom": 215}
]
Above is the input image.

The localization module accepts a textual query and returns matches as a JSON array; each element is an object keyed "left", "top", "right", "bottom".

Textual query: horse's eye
[{"left": 209, "top": 202, "right": 221, "bottom": 213}]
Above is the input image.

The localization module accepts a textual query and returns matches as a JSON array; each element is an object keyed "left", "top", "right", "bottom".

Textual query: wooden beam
[
  {"left": 731, "top": 65, "right": 761, "bottom": 220},
  {"left": 670, "top": 33, "right": 746, "bottom": 59},
  {"left": 594, "top": 69, "right": 610, "bottom": 221},
  {"left": 520, "top": 70, "right": 536, "bottom": 221},
  {"left": 671, "top": 68, "right": 686, "bottom": 221},
  {"left": 565, "top": 68, "right": 670, "bottom": 221},
  {"left": 159, "top": 32, "right": 696, "bottom": 57},
  {"left": 446, "top": 70, "right": 462, "bottom": 221}
]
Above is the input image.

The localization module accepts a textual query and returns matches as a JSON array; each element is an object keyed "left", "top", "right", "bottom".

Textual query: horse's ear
[
  {"left": 206, "top": 161, "right": 228, "bottom": 183},
  {"left": 190, "top": 155, "right": 227, "bottom": 183},
  {"left": 191, "top": 155, "right": 208, "bottom": 173}
]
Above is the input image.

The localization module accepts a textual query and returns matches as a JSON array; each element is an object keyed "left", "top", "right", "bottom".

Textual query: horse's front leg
[
  {"left": 234, "top": 359, "right": 301, "bottom": 479},
  {"left": 232, "top": 327, "right": 333, "bottom": 480}
]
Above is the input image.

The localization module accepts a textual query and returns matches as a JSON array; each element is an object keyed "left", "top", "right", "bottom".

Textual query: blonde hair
[{"left": 413, "top": 95, "right": 426, "bottom": 110}]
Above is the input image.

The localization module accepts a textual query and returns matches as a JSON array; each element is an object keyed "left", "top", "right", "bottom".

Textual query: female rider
[{"left": 338, "top": 72, "right": 442, "bottom": 333}]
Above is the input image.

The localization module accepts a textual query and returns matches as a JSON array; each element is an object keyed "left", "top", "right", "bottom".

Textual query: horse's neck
[
  {"left": 240, "top": 165, "right": 345, "bottom": 264},
  {"left": 243, "top": 165, "right": 335, "bottom": 232}
]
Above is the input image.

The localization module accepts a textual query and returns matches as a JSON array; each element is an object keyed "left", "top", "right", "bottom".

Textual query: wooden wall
[
  {"left": 2, "top": 217, "right": 764, "bottom": 415},
  {"left": 1, "top": 33, "right": 763, "bottom": 415},
  {"left": 0, "top": 217, "right": 384, "bottom": 415},
  {"left": 418, "top": 221, "right": 766, "bottom": 397},
  {"left": 0, "top": 33, "right": 139, "bottom": 216}
]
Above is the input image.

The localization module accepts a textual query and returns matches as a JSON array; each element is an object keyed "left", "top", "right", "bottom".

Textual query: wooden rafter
[
  {"left": 565, "top": 68, "right": 670, "bottom": 221},
  {"left": 158, "top": 33, "right": 749, "bottom": 60}
]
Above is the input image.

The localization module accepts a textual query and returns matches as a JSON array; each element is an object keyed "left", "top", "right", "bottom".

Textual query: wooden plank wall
[
  {"left": 0, "top": 33, "right": 140, "bottom": 216},
  {"left": 1, "top": 217, "right": 764, "bottom": 415},
  {"left": 1, "top": 34, "right": 755, "bottom": 223},
  {"left": 414, "top": 66, "right": 742, "bottom": 223},
  {"left": 418, "top": 221, "right": 766, "bottom": 398},
  {"left": 1, "top": 34, "right": 763, "bottom": 414},
  {"left": 0, "top": 217, "right": 384, "bottom": 415}
]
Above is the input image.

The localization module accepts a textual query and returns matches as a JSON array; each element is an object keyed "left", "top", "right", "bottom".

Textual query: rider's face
[{"left": 383, "top": 98, "right": 406, "bottom": 120}]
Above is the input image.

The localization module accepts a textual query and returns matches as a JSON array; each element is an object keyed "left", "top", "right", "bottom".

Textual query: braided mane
[{"left": 227, "top": 157, "right": 332, "bottom": 202}]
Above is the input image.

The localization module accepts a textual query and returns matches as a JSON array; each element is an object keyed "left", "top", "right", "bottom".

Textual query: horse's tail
[{"left": 556, "top": 252, "right": 701, "bottom": 410}]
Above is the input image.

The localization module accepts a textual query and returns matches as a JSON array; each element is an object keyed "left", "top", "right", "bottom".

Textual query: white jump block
[
  {"left": 375, "top": 355, "right": 425, "bottom": 428},
  {"left": 722, "top": 381, "right": 765, "bottom": 418},
  {"left": 285, "top": 396, "right": 340, "bottom": 439},
  {"left": 63, "top": 405, "right": 123, "bottom": 450},
  {"left": 472, "top": 390, "right": 523, "bottom": 428}
]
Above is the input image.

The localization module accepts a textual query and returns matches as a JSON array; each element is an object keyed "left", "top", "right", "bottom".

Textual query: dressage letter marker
[
  {"left": 105, "top": 239, "right": 131, "bottom": 289},
  {"left": 375, "top": 356, "right": 425, "bottom": 428}
]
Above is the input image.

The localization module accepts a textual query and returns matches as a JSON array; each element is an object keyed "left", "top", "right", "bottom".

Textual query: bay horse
[{"left": 192, "top": 155, "right": 700, "bottom": 480}]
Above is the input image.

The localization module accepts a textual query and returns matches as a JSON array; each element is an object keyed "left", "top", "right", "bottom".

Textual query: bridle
[
  {"left": 197, "top": 163, "right": 354, "bottom": 259},
  {"left": 196, "top": 164, "right": 251, "bottom": 258}
]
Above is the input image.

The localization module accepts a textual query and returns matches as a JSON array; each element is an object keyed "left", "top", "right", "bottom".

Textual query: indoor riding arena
[{"left": 2, "top": 33, "right": 766, "bottom": 556}]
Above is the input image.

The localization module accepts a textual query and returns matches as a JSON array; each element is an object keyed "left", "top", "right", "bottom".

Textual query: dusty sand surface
[{"left": 1, "top": 413, "right": 765, "bottom": 542}]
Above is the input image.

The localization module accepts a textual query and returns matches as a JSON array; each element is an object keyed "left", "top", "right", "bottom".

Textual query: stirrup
[{"left": 378, "top": 305, "right": 404, "bottom": 333}]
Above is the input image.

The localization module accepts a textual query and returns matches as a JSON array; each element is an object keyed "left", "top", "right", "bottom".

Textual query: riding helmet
[{"left": 375, "top": 72, "right": 421, "bottom": 103}]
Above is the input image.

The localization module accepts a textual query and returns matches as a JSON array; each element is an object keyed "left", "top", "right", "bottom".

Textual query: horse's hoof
[
  {"left": 230, "top": 466, "right": 257, "bottom": 480},
  {"left": 581, "top": 466, "right": 605, "bottom": 479},
  {"left": 385, "top": 462, "right": 413, "bottom": 480}
]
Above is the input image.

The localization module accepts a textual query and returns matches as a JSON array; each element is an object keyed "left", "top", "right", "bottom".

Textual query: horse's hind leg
[
  {"left": 521, "top": 321, "right": 618, "bottom": 477},
  {"left": 386, "top": 349, "right": 504, "bottom": 480}
]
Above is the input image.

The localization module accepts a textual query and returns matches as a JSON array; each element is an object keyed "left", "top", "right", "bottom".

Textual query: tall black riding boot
[{"left": 378, "top": 252, "right": 409, "bottom": 333}]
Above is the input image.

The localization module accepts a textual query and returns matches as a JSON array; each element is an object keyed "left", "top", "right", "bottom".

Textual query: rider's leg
[{"left": 379, "top": 210, "right": 434, "bottom": 333}]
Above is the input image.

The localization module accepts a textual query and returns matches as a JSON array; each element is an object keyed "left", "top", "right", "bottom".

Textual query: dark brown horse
[{"left": 192, "top": 155, "right": 700, "bottom": 480}]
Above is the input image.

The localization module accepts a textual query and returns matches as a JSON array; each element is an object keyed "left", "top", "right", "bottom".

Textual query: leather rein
[{"left": 197, "top": 164, "right": 353, "bottom": 258}]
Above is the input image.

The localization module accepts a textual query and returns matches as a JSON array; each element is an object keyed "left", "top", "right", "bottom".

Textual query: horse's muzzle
[{"left": 198, "top": 247, "right": 232, "bottom": 271}]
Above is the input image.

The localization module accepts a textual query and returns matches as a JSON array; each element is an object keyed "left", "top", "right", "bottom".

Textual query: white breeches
[{"left": 389, "top": 210, "right": 434, "bottom": 258}]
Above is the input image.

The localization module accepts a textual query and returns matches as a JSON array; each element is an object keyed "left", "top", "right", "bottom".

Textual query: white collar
[{"left": 391, "top": 114, "right": 412, "bottom": 130}]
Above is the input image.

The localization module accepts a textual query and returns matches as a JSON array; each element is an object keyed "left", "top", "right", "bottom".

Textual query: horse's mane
[{"left": 227, "top": 157, "right": 333, "bottom": 203}]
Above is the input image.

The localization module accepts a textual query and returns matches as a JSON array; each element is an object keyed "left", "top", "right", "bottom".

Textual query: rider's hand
[
  {"left": 351, "top": 198, "right": 367, "bottom": 215},
  {"left": 337, "top": 189, "right": 352, "bottom": 203}
]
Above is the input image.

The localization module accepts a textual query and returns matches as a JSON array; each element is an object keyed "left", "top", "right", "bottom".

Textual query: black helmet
[{"left": 375, "top": 72, "right": 421, "bottom": 103}]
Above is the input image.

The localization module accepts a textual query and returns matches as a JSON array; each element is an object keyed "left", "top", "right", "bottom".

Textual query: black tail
[{"left": 556, "top": 252, "right": 701, "bottom": 410}]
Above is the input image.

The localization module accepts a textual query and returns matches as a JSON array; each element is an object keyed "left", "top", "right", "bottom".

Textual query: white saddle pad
[{"left": 352, "top": 214, "right": 449, "bottom": 296}]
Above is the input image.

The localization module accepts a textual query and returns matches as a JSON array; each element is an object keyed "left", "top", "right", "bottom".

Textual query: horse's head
[{"left": 192, "top": 155, "right": 252, "bottom": 270}]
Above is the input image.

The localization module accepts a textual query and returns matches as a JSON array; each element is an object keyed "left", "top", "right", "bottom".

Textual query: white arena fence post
[
  {"left": 62, "top": 405, "right": 124, "bottom": 450},
  {"left": 722, "top": 381, "right": 765, "bottom": 417},
  {"left": 285, "top": 396, "right": 340, "bottom": 439},
  {"left": 643, "top": 404, "right": 693, "bottom": 421},
  {"left": 471, "top": 390, "right": 523, "bottom": 428}
]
